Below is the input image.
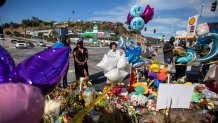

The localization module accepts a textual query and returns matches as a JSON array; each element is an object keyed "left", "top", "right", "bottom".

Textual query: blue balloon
[
  {"left": 51, "top": 42, "right": 65, "bottom": 48},
  {"left": 130, "top": 17, "right": 145, "bottom": 32},
  {"left": 133, "top": 47, "right": 142, "bottom": 56},
  {"left": 125, "top": 39, "right": 137, "bottom": 48},
  {"left": 197, "top": 37, "right": 212, "bottom": 46},
  {"left": 117, "top": 36, "right": 126, "bottom": 49},
  {"left": 130, "top": 5, "right": 143, "bottom": 17},
  {"left": 126, "top": 47, "right": 141, "bottom": 64},
  {"left": 176, "top": 48, "right": 197, "bottom": 63},
  {"left": 186, "top": 48, "right": 197, "bottom": 63},
  {"left": 125, "top": 40, "right": 131, "bottom": 48},
  {"left": 176, "top": 56, "right": 190, "bottom": 64},
  {"left": 154, "top": 79, "right": 160, "bottom": 87}
]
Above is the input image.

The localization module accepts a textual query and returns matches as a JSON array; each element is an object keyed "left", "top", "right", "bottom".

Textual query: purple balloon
[
  {"left": 10, "top": 48, "right": 70, "bottom": 95},
  {"left": 127, "top": 12, "right": 133, "bottom": 25},
  {"left": 0, "top": 45, "right": 15, "bottom": 83},
  {"left": 0, "top": 83, "right": 44, "bottom": 123},
  {"left": 142, "top": 5, "right": 154, "bottom": 24},
  {"left": 148, "top": 72, "right": 157, "bottom": 80}
]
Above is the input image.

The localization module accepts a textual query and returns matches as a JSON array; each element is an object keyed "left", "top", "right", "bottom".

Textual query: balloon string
[
  {"left": 147, "top": 80, "right": 153, "bottom": 88},
  {"left": 72, "top": 84, "right": 113, "bottom": 123}
]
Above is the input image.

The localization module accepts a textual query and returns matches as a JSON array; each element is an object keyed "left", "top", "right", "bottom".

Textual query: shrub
[
  {"left": 14, "top": 31, "right": 24, "bottom": 37},
  {"left": 5, "top": 30, "right": 12, "bottom": 35}
]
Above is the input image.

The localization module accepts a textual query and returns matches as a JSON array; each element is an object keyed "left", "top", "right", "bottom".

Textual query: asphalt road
[{"left": 3, "top": 37, "right": 163, "bottom": 90}]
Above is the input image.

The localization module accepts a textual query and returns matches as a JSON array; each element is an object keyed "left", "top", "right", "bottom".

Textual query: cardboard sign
[
  {"left": 156, "top": 84, "right": 194, "bottom": 109},
  {"left": 186, "top": 66, "right": 192, "bottom": 71}
]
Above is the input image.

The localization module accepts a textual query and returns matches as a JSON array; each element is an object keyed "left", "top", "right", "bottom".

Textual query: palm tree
[
  {"left": 22, "top": 19, "right": 30, "bottom": 38},
  {"left": 9, "top": 22, "right": 15, "bottom": 36}
]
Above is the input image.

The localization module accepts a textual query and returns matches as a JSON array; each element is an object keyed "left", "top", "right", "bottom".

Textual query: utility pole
[{"left": 199, "top": 4, "right": 204, "bottom": 18}]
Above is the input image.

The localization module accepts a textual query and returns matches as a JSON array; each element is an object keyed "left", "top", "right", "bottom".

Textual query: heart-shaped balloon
[
  {"left": 0, "top": 83, "right": 44, "bottom": 123},
  {"left": 10, "top": 48, "right": 70, "bottom": 95},
  {"left": 0, "top": 46, "right": 15, "bottom": 83},
  {"left": 127, "top": 13, "right": 133, "bottom": 25},
  {"left": 142, "top": 5, "right": 154, "bottom": 24}
]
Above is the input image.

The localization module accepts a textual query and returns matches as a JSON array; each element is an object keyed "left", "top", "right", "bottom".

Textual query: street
[{"left": 3, "top": 37, "right": 163, "bottom": 90}]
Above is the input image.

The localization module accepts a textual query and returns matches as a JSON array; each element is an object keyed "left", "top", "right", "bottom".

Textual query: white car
[
  {"left": 16, "top": 41, "right": 27, "bottom": 49},
  {"left": 37, "top": 41, "right": 46, "bottom": 47}
]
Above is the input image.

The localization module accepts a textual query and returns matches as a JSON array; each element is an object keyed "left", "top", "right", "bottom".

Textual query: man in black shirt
[{"left": 163, "top": 37, "right": 175, "bottom": 64}]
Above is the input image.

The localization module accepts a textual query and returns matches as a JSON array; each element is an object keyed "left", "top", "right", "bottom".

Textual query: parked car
[
  {"left": 11, "top": 39, "right": 17, "bottom": 44},
  {"left": 38, "top": 41, "right": 46, "bottom": 47},
  {"left": 0, "top": 34, "right": 4, "bottom": 41},
  {"left": 26, "top": 41, "right": 35, "bottom": 48},
  {"left": 16, "top": 40, "right": 27, "bottom": 49}
]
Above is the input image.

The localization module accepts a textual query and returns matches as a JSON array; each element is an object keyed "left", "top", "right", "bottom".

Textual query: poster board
[{"left": 156, "top": 84, "right": 194, "bottom": 109}]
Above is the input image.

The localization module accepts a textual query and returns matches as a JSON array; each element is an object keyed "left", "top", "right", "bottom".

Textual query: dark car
[
  {"left": 26, "top": 41, "right": 35, "bottom": 48},
  {"left": 11, "top": 39, "right": 17, "bottom": 44}
]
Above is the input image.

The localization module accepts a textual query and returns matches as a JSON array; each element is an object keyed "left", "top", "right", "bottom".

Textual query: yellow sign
[{"left": 189, "top": 17, "right": 196, "bottom": 25}]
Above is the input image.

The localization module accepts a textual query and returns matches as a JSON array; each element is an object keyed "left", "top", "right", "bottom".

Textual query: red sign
[{"left": 190, "top": 26, "right": 195, "bottom": 33}]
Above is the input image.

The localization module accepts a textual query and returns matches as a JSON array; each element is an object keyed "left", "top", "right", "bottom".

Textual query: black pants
[
  {"left": 175, "top": 62, "right": 187, "bottom": 80},
  {"left": 63, "top": 64, "right": 69, "bottom": 87}
]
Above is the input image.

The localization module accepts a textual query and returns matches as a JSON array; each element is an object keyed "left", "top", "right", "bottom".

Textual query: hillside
[{"left": 1, "top": 17, "right": 161, "bottom": 43}]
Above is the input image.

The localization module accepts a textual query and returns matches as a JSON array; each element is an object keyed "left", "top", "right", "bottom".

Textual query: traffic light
[
  {"left": 0, "top": 0, "right": 6, "bottom": 7},
  {"left": 211, "top": 1, "right": 217, "bottom": 12},
  {"left": 144, "top": 27, "right": 147, "bottom": 31},
  {"left": 154, "top": 29, "right": 156, "bottom": 33}
]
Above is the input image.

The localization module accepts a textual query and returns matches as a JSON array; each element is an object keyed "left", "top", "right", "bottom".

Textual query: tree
[
  {"left": 22, "top": 19, "right": 31, "bottom": 37},
  {"left": 9, "top": 22, "right": 19, "bottom": 28},
  {"left": 14, "top": 31, "right": 23, "bottom": 37},
  {"left": 38, "top": 32, "right": 43, "bottom": 39},
  {"left": 5, "top": 30, "right": 12, "bottom": 35},
  {"left": 0, "top": 0, "right": 6, "bottom": 7},
  {"left": 2, "top": 23, "right": 10, "bottom": 28},
  {"left": 30, "top": 16, "right": 43, "bottom": 27}
]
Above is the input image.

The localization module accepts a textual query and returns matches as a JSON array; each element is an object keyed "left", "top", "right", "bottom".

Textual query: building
[{"left": 27, "top": 27, "right": 68, "bottom": 38}]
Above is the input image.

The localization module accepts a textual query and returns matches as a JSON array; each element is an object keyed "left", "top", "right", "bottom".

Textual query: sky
[{"left": 0, "top": 0, "right": 218, "bottom": 39}]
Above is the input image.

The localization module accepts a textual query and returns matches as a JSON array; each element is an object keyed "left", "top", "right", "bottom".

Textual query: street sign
[
  {"left": 93, "top": 25, "right": 98, "bottom": 33},
  {"left": 187, "top": 15, "right": 198, "bottom": 36}
]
